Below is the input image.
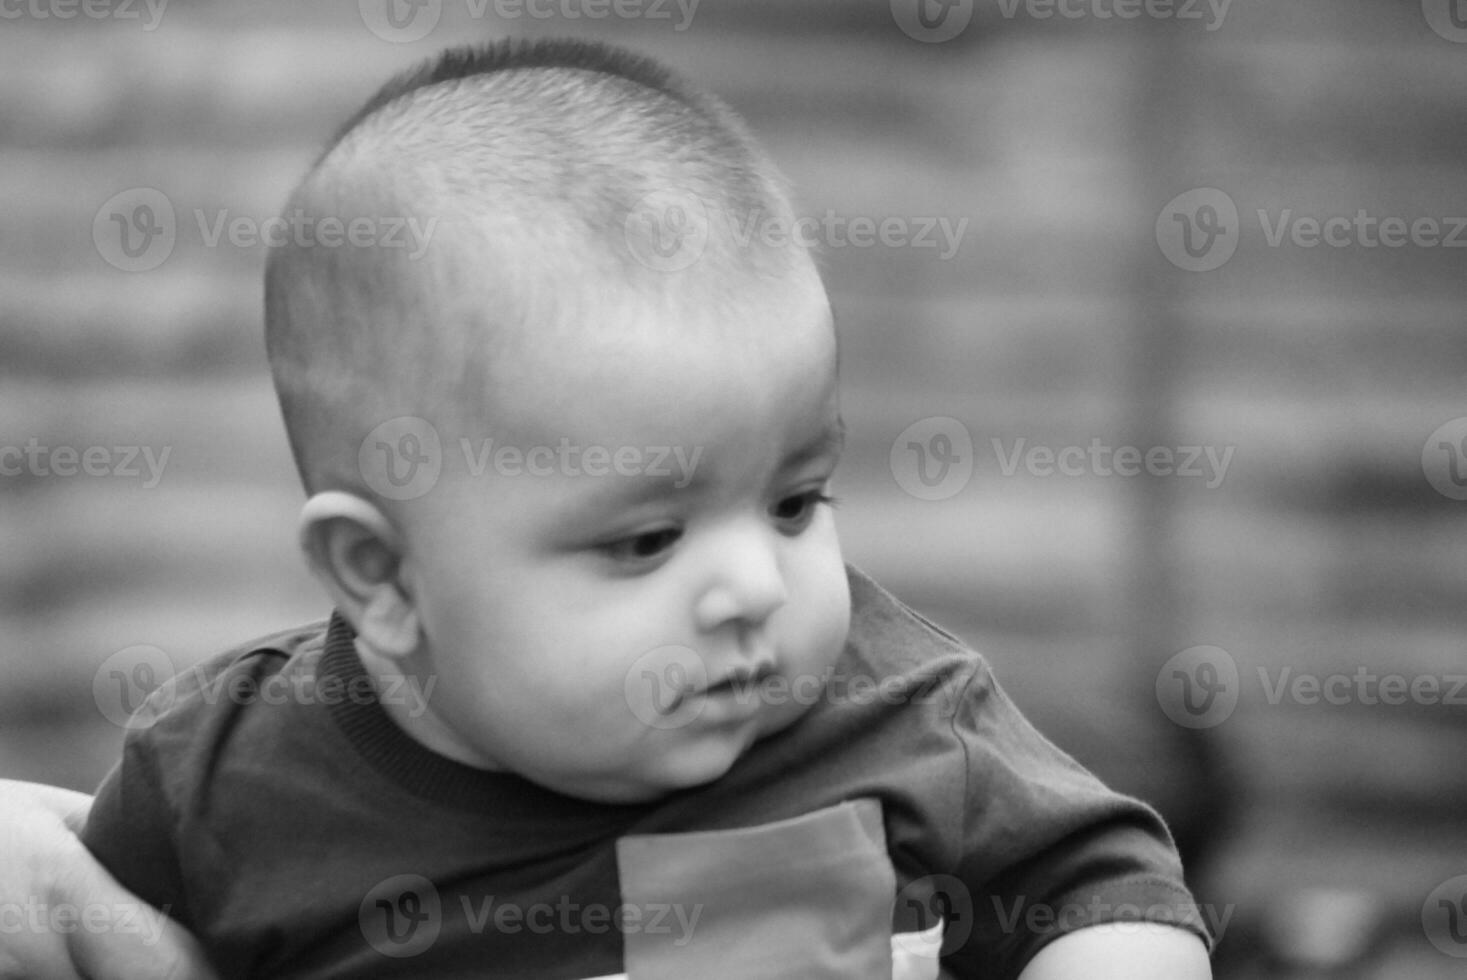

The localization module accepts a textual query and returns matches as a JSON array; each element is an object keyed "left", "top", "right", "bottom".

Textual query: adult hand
[{"left": 0, "top": 780, "right": 218, "bottom": 980}]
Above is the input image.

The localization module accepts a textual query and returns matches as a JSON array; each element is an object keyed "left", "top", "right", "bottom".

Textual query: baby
[{"left": 81, "top": 38, "right": 1213, "bottom": 979}]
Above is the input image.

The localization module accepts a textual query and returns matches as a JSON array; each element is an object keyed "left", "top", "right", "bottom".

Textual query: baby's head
[{"left": 264, "top": 39, "right": 850, "bottom": 804}]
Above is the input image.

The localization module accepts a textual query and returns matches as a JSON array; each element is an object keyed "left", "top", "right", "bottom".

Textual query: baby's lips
[
  {"left": 623, "top": 644, "right": 710, "bottom": 730},
  {"left": 702, "top": 658, "right": 776, "bottom": 697}
]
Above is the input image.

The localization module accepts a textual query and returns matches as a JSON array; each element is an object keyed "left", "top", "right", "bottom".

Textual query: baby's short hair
[{"left": 264, "top": 38, "right": 808, "bottom": 495}]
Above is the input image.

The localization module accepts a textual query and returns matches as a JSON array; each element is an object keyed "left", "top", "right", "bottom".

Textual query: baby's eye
[
  {"left": 602, "top": 527, "right": 682, "bottom": 564},
  {"left": 771, "top": 489, "right": 836, "bottom": 533}
]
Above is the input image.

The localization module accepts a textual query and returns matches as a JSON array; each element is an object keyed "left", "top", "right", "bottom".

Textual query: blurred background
[{"left": 3, "top": 0, "right": 1466, "bottom": 975}]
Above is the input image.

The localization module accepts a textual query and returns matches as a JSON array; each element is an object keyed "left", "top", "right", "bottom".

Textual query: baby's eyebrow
[
  {"left": 569, "top": 415, "right": 846, "bottom": 515},
  {"left": 781, "top": 415, "right": 846, "bottom": 472},
  {"left": 567, "top": 454, "right": 710, "bottom": 514}
]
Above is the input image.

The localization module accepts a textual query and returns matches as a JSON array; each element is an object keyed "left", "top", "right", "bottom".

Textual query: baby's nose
[{"left": 693, "top": 528, "right": 788, "bottom": 630}]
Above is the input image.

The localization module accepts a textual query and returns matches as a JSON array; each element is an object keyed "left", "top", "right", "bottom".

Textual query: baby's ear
[{"left": 297, "top": 492, "right": 421, "bottom": 659}]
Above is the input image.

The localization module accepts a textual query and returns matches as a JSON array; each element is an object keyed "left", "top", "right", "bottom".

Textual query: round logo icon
[
  {"left": 1422, "top": 0, "right": 1467, "bottom": 42},
  {"left": 359, "top": 416, "right": 443, "bottom": 501},
  {"left": 93, "top": 188, "right": 176, "bottom": 272},
  {"left": 893, "top": 874, "right": 973, "bottom": 958},
  {"left": 624, "top": 189, "right": 711, "bottom": 273},
  {"left": 1156, "top": 645, "right": 1239, "bottom": 729},
  {"left": 1422, "top": 417, "right": 1467, "bottom": 501},
  {"left": 1422, "top": 875, "right": 1467, "bottom": 957},
  {"left": 1156, "top": 188, "right": 1240, "bottom": 273},
  {"left": 360, "top": 874, "right": 442, "bottom": 958},
  {"left": 624, "top": 645, "right": 708, "bottom": 730},
  {"left": 359, "top": 0, "right": 442, "bottom": 42},
  {"left": 890, "top": 0, "right": 974, "bottom": 43},
  {"left": 93, "top": 645, "right": 176, "bottom": 729},
  {"left": 890, "top": 417, "right": 973, "bottom": 502}
]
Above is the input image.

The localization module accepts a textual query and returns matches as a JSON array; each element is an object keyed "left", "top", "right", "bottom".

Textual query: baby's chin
[
  {"left": 651, "top": 699, "right": 820, "bottom": 790},
  {"left": 645, "top": 743, "right": 758, "bottom": 797},
  {"left": 540, "top": 721, "right": 777, "bottom": 805}
]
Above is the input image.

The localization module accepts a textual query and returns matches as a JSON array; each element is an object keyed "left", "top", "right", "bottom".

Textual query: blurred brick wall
[{"left": 3, "top": 1, "right": 1466, "bottom": 972}]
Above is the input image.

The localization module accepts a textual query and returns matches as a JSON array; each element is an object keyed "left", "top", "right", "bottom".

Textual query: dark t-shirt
[{"left": 83, "top": 565, "right": 1210, "bottom": 978}]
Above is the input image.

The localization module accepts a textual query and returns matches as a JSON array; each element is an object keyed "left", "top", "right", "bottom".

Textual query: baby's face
[{"left": 392, "top": 272, "right": 850, "bottom": 803}]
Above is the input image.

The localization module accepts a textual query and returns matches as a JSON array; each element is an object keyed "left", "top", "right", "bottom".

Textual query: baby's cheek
[
  {"left": 793, "top": 547, "right": 853, "bottom": 672},
  {"left": 817, "top": 586, "right": 853, "bottom": 668}
]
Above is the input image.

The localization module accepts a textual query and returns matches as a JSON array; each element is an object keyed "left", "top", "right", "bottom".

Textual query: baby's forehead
[{"left": 414, "top": 257, "right": 836, "bottom": 433}]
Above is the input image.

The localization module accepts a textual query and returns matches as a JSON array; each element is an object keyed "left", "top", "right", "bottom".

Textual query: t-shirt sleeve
[
  {"left": 941, "top": 656, "right": 1213, "bottom": 978},
  {"left": 81, "top": 716, "right": 194, "bottom": 932}
]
